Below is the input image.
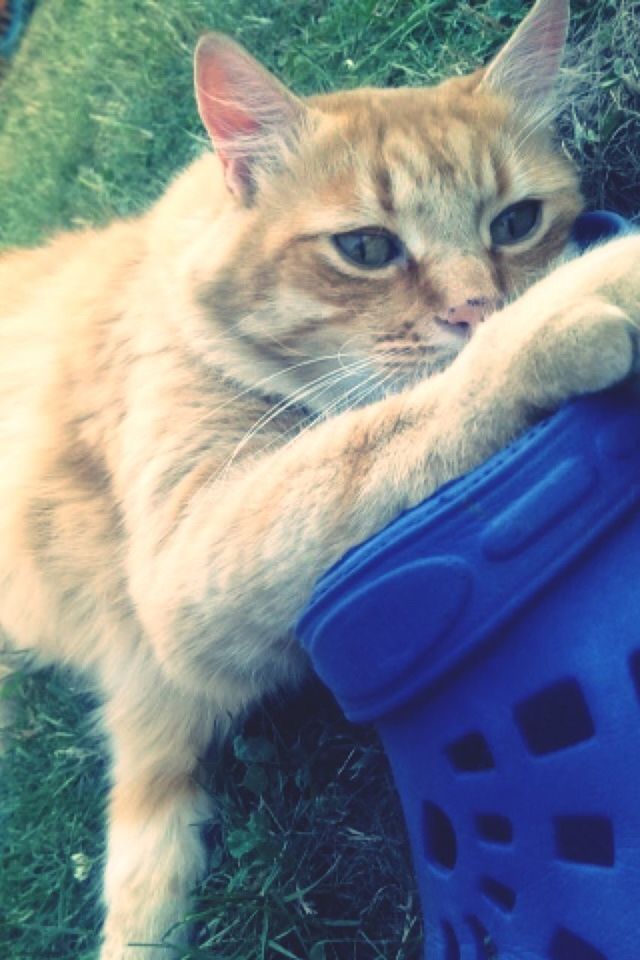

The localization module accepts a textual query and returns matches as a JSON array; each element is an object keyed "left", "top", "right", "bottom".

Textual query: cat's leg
[{"left": 99, "top": 656, "right": 236, "bottom": 960}]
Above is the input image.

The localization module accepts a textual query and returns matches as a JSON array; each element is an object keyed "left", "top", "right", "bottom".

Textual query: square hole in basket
[
  {"left": 466, "top": 915, "right": 498, "bottom": 959},
  {"left": 479, "top": 875, "right": 517, "bottom": 913},
  {"left": 446, "top": 731, "right": 495, "bottom": 772},
  {"left": 423, "top": 801, "right": 457, "bottom": 871},
  {"left": 549, "top": 927, "right": 607, "bottom": 960},
  {"left": 475, "top": 813, "right": 513, "bottom": 845},
  {"left": 554, "top": 815, "right": 614, "bottom": 867},
  {"left": 629, "top": 649, "right": 640, "bottom": 701},
  {"left": 513, "top": 679, "right": 594, "bottom": 756},
  {"left": 441, "top": 921, "right": 460, "bottom": 960}
]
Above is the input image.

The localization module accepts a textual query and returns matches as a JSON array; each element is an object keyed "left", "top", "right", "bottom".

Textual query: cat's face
[{"left": 194, "top": 0, "right": 581, "bottom": 415}]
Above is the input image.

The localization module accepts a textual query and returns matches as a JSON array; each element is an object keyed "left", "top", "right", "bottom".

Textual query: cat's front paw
[
  {"left": 472, "top": 236, "right": 640, "bottom": 415},
  {"left": 519, "top": 295, "right": 638, "bottom": 407}
]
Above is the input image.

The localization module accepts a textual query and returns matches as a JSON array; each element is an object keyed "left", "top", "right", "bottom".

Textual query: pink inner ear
[
  {"left": 205, "top": 100, "right": 259, "bottom": 182},
  {"left": 195, "top": 48, "right": 266, "bottom": 195},
  {"left": 196, "top": 58, "right": 260, "bottom": 149},
  {"left": 194, "top": 35, "right": 303, "bottom": 199}
]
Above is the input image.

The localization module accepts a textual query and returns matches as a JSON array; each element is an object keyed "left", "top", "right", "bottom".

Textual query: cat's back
[
  {"left": 0, "top": 220, "right": 147, "bottom": 510},
  {"left": 0, "top": 218, "right": 146, "bottom": 336}
]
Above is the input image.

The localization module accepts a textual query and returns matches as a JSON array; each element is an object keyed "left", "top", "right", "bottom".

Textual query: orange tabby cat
[{"left": 1, "top": 0, "right": 639, "bottom": 956}]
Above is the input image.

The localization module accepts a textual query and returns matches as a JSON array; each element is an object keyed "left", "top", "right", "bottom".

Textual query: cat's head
[{"left": 191, "top": 0, "right": 581, "bottom": 415}]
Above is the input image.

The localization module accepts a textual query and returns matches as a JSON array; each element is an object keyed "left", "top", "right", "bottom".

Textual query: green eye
[
  {"left": 333, "top": 229, "right": 402, "bottom": 269},
  {"left": 490, "top": 200, "right": 542, "bottom": 246}
]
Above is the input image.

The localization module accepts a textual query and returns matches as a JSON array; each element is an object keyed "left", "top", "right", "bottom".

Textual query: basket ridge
[{"left": 300, "top": 388, "right": 640, "bottom": 723}]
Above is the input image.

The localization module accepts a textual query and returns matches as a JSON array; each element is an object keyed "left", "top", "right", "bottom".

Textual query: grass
[
  {"left": 0, "top": 671, "right": 105, "bottom": 960},
  {"left": 0, "top": 1, "right": 638, "bottom": 959}
]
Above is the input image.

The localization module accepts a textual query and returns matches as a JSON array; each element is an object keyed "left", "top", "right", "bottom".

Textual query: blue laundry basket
[{"left": 298, "top": 213, "right": 639, "bottom": 960}]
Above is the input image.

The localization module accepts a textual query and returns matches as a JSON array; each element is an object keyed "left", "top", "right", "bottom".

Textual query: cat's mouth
[
  {"left": 432, "top": 298, "right": 505, "bottom": 341},
  {"left": 433, "top": 317, "right": 473, "bottom": 340}
]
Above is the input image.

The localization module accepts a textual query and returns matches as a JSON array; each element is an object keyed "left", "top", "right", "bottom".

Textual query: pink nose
[{"left": 445, "top": 298, "right": 501, "bottom": 330}]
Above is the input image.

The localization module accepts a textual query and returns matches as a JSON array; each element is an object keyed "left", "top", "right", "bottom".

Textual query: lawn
[{"left": 0, "top": 1, "right": 638, "bottom": 959}]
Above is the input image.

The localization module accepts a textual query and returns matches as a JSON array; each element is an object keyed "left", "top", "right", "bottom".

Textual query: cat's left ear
[
  {"left": 480, "top": 0, "right": 569, "bottom": 111},
  {"left": 194, "top": 34, "right": 308, "bottom": 203}
]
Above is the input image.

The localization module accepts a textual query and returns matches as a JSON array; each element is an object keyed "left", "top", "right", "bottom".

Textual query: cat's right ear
[{"left": 194, "top": 34, "right": 307, "bottom": 203}]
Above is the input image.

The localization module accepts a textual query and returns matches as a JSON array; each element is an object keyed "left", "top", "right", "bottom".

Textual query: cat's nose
[{"left": 445, "top": 297, "right": 502, "bottom": 331}]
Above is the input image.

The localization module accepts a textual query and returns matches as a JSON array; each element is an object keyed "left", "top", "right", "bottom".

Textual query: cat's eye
[
  {"left": 490, "top": 200, "right": 542, "bottom": 247},
  {"left": 332, "top": 229, "right": 403, "bottom": 269}
]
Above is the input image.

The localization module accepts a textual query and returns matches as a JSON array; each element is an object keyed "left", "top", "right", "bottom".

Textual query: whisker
[
  {"left": 208, "top": 356, "right": 377, "bottom": 486},
  {"left": 270, "top": 368, "right": 392, "bottom": 459},
  {"left": 180, "top": 352, "right": 355, "bottom": 433},
  {"left": 185, "top": 332, "right": 378, "bottom": 434}
]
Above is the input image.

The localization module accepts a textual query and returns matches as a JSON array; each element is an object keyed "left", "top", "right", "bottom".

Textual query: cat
[{"left": 0, "top": 0, "right": 639, "bottom": 956}]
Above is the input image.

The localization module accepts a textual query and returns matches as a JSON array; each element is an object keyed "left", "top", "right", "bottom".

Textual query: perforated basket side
[{"left": 379, "top": 514, "right": 640, "bottom": 959}]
